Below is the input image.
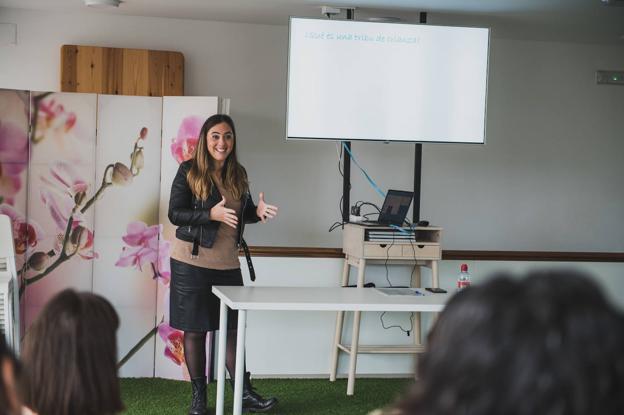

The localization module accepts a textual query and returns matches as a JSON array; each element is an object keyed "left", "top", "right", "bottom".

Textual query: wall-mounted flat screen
[{"left": 287, "top": 18, "right": 490, "bottom": 143}]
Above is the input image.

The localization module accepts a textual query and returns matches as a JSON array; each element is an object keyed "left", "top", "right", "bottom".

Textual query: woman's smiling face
[{"left": 206, "top": 122, "right": 234, "bottom": 167}]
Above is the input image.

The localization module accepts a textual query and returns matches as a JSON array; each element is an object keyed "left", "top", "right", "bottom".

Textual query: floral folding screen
[{"left": 0, "top": 88, "right": 224, "bottom": 379}]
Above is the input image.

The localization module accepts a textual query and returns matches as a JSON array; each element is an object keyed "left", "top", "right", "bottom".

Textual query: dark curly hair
[{"left": 395, "top": 269, "right": 624, "bottom": 415}]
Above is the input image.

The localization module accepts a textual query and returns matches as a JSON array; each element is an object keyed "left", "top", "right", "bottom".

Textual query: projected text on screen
[{"left": 287, "top": 18, "right": 490, "bottom": 143}]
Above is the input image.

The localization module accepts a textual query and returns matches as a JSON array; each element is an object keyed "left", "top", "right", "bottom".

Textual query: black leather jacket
[{"left": 168, "top": 160, "right": 260, "bottom": 252}]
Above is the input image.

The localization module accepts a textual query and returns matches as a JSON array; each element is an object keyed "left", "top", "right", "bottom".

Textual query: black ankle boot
[
  {"left": 241, "top": 372, "right": 278, "bottom": 413},
  {"left": 189, "top": 377, "right": 209, "bottom": 415}
]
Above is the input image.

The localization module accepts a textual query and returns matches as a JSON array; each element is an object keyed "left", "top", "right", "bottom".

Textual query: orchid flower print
[
  {"left": 170, "top": 115, "right": 203, "bottom": 163},
  {"left": 115, "top": 220, "right": 182, "bottom": 373},
  {"left": 0, "top": 119, "right": 29, "bottom": 205},
  {"left": 0, "top": 204, "right": 44, "bottom": 256},
  {"left": 32, "top": 97, "right": 77, "bottom": 144},
  {"left": 19, "top": 127, "right": 149, "bottom": 297},
  {"left": 115, "top": 221, "right": 171, "bottom": 283}
]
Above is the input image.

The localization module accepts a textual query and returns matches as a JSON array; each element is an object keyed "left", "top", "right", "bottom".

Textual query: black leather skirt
[{"left": 169, "top": 258, "right": 243, "bottom": 332}]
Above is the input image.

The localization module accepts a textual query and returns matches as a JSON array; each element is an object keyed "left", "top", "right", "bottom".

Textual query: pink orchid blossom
[
  {"left": 158, "top": 239, "right": 171, "bottom": 283},
  {"left": 115, "top": 221, "right": 170, "bottom": 282},
  {"left": 40, "top": 187, "right": 76, "bottom": 231},
  {"left": 36, "top": 99, "right": 77, "bottom": 135},
  {"left": 40, "top": 187, "right": 97, "bottom": 260},
  {"left": 0, "top": 120, "right": 28, "bottom": 205},
  {"left": 69, "top": 224, "right": 97, "bottom": 260},
  {"left": 0, "top": 204, "right": 44, "bottom": 255},
  {"left": 158, "top": 323, "right": 185, "bottom": 366},
  {"left": 170, "top": 116, "right": 203, "bottom": 164},
  {"left": 41, "top": 161, "right": 88, "bottom": 200}
]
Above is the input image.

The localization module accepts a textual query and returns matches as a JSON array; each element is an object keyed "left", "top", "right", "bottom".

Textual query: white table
[{"left": 212, "top": 286, "right": 450, "bottom": 415}]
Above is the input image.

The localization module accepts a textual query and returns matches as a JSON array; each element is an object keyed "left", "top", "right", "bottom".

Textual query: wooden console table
[{"left": 329, "top": 223, "right": 442, "bottom": 394}]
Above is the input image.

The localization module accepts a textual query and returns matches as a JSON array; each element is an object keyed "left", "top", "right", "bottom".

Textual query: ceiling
[{"left": 1, "top": 0, "right": 624, "bottom": 44}]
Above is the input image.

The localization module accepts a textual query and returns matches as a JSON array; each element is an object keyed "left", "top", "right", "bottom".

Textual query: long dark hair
[
  {"left": 187, "top": 114, "right": 248, "bottom": 200},
  {"left": 0, "top": 334, "right": 20, "bottom": 415},
  {"left": 395, "top": 270, "right": 624, "bottom": 415},
  {"left": 22, "top": 289, "right": 123, "bottom": 415}
]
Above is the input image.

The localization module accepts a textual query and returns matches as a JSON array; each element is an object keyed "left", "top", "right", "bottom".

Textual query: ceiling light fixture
[{"left": 84, "top": 0, "right": 121, "bottom": 8}]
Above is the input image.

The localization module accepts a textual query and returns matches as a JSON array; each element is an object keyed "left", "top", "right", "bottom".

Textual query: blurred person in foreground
[
  {"left": 0, "top": 333, "right": 21, "bottom": 415},
  {"left": 21, "top": 289, "right": 123, "bottom": 415},
  {"left": 373, "top": 269, "right": 624, "bottom": 415}
]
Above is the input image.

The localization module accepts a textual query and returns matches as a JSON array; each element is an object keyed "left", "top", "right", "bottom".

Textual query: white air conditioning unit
[{"left": 0, "top": 214, "right": 20, "bottom": 353}]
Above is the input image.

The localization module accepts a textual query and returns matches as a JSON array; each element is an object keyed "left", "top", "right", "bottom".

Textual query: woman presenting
[{"left": 168, "top": 114, "right": 278, "bottom": 415}]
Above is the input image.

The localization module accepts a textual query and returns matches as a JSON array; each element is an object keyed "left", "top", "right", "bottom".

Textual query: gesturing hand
[
  {"left": 256, "top": 192, "right": 278, "bottom": 223},
  {"left": 210, "top": 196, "right": 238, "bottom": 229}
]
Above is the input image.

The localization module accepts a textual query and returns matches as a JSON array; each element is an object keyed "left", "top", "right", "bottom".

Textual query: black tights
[{"left": 184, "top": 329, "right": 240, "bottom": 380}]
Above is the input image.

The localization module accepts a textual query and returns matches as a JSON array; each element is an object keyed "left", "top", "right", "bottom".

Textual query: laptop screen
[{"left": 378, "top": 190, "right": 414, "bottom": 225}]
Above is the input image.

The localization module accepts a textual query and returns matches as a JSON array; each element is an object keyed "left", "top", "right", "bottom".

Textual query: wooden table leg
[
  {"left": 330, "top": 258, "right": 350, "bottom": 381},
  {"left": 431, "top": 260, "right": 439, "bottom": 288},
  {"left": 347, "top": 309, "right": 361, "bottom": 396},
  {"left": 411, "top": 266, "right": 422, "bottom": 346}
]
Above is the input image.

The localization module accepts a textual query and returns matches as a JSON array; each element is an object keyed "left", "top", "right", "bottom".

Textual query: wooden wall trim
[
  {"left": 243, "top": 246, "right": 624, "bottom": 262},
  {"left": 248, "top": 246, "right": 344, "bottom": 258},
  {"left": 441, "top": 250, "right": 624, "bottom": 262}
]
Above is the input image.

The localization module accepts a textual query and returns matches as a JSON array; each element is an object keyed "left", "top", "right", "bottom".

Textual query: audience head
[
  {"left": 22, "top": 289, "right": 123, "bottom": 415},
  {"left": 396, "top": 269, "right": 624, "bottom": 415},
  {"left": 0, "top": 334, "right": 20, "bottom": 415}
]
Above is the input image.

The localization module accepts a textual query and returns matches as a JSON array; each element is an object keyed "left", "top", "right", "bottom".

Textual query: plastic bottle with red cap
[{"left": 457, "top": 263, "right": 471, "bottom": 290}]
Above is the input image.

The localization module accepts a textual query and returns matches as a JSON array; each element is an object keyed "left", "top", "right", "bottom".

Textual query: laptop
[{"left": 362, "top": 189, "right": 414, "bottom": 226}]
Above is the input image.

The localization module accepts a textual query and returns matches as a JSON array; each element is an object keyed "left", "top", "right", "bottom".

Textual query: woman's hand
[
  {"left": 210, "top": 196, "right": 238, "bottom": 229},
  {"left": 256, "top": 192, "right": 278, "bottom": 223}
]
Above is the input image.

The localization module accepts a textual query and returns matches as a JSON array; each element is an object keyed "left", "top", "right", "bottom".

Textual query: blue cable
[
  {"left": 342, "top": 142, "right": 386, "bottom": 199},
  {"left": 389, "top": 224, "right": 411, "bottom": 235},
  {"left": 342, "top": 143, "right": 413, "bottom": 233}
]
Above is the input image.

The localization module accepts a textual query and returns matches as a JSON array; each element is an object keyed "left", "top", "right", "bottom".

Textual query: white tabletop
[{"left": 212, "top": 286, "right": 450, "bottom": 312}]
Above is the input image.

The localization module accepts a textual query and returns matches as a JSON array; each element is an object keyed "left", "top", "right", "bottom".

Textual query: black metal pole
[
  {"left": 413, "top": 144, "right": 422, "bottom": 223},
  {"left": 342, "top": 8, "right": 355, "bottom": 225},
  {"left": 342, "top": 142, "right": 351, "bottom": 223},
  {"left": 413, "top": 12, "right": 427, "bottom": 224}
]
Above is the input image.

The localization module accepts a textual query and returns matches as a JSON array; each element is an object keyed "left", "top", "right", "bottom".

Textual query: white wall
[
  {"left": 1, "top": 7, "right": 623, "bottom": 377},
  {"left": 242, "top": 257, "right": 624, "bottom": 377},
  {"left": 3, "top": 7, "right": 624, "bottom": 252}
]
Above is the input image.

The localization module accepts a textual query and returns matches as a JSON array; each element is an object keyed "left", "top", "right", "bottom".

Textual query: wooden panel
[
  {"left": 103, "top": 47, "right": 124, "bottom": 95},
  {"left": 76, "top": 45, "right": 103, "bottom": 93},
  {"left": 362, "top": 243, "right": 404, "bottom": 258},
  {"left": 122, "top": 48, "right": 149, "bottom": 95},
  {"left": 240, "top": 246, "right": 624, "bottom": 262},
  {"left": 60, "top": 45, "right": 184, "bottom": 96},
  {"left": 147, "top": 50, "right": 168, "bottom": 97},
  {"left": 60, "top": 45, "right": 78, "bottom": 92},
  {"left": 402, "top": 245, "right": 441, "bottom": 259}
]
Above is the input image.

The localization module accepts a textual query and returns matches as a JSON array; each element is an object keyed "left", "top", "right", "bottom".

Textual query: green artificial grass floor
[{"left": 120, "top": 377, "right": 411, "bottom": 415}]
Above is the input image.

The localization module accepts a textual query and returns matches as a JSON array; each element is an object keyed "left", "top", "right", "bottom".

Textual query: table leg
[
  {"left": 330, "top": 258, "right": 350, "bottom": 381},
  {"left": 431, "top": 260, "right": 439, "bottom": 288},
  {"left": 233, "top": 310, "right": 247, "bottom": 415},
  {"left": 216, "top": 300, "right": 229, "bottom": 415},
  {"left": 356, "top": 258, "right": 366, "bottom": 287},
  {"left": 347, "top": 309, "right": 361, "bottom": 395},
  {"left": 411, "top": 267, "right": 422, "bottom": 346},
  {"left": 345, "top": 258, "right": 366, "bottom": 395}
]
